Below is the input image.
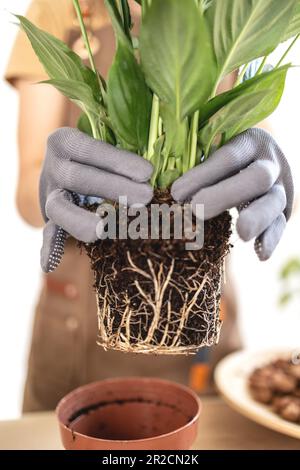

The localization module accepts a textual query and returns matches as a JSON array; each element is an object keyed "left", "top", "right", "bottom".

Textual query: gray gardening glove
[
  {"left": 40, "top": 127, "right": 153, "bottom": 273},
  {"left": 171, "top": 128, "right": 294, "bottom": 261}
]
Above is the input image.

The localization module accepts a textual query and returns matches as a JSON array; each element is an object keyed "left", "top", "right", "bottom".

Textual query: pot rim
[{"left": 56, "top": 376, "right": 202, "bottom": 445}]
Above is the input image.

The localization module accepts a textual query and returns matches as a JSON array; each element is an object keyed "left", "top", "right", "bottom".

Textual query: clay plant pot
[{"left": 56, "top": 377, "right": 201, "bottom": 450}]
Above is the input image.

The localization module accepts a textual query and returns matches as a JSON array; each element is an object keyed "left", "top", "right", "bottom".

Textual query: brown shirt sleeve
[
  {"left": 5, "top": 0, "right": 112, "bottom": 88},
  {"left": 4, "top": 0, "right": 109, "bottom": 85},
  {"left": 4, "top": 0, "right": 74, "bottom": 86}
]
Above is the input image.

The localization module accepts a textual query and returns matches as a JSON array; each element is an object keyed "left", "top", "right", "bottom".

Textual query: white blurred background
[{"left": 0, "top": 0, "right": 299, "bottom": 419}]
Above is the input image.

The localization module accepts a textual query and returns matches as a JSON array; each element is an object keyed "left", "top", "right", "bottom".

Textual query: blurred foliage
[{"left": 279, "top": 257, "right": 300, "bottom": 307}]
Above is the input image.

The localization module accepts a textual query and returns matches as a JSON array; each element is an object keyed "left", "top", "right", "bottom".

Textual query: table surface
[{"left": 0, "top": 397, "right": 299, "bottom": 450}]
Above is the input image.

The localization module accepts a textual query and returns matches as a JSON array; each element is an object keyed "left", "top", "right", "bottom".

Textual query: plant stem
[
  {"left": 147, "top": 94, "right": 160, "bottom": 160},
  {"left": 167, "top": 157, "right": 175, "bottom": 171},
  {"left": 158, "top": 117, "right": 163, "bottom": 137},
  {"left": 121, "top": 0, "right": 132, "bottom": 38},
  {"left": 116, "top": 0, "right": 130, "bottom": 35},
  {"left": 85, "top": 109, "right": 100, "bottom": 139},
  {"left": 72, "top": 0, "right": 106, "bottom": 141},
  {"left": 72, "top": 0, "right": 97, "bottom": 74},
  {"left": 219, "top": 132, "right": 226, "bottom": 148},
  {"left": 176, "top": 158, "right": 183, "bottom": 173},
  {"left": 275, "top": 34, "right": 300, "bottom": 68},
  {"left": 188, "top": 110, "right": 200, "bottom": 170},
  {"left": 255, "top": 55, "right": 268, "bottom": 75},
  {"left": 116, "top": 0, "right": 123, "bottom": 20},
  {"left": 144, "top": 0, "right": 152, "bottom": 8},
  {"left": 162, "top": 153, "right": 169, "bottom": 174},
  {"left": 141, "top": 0, "right": 151, "bottom": 17}
]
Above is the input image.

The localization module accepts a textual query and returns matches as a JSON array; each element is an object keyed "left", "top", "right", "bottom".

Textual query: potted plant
[{"left": 17, "top": 0, "right": 300, "bottom": 354}]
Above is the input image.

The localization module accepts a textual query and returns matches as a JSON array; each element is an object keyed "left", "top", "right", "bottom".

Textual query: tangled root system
[{"left": 85, "top": 191, "right": 232, "bottom": 355}]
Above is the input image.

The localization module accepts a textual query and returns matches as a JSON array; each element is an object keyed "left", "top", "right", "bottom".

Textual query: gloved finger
[
  {"left": 172, "top": 129, "right": 268, "bottom": 202},
  {"left": 63, "top": 161, "right": 153, "bottom": 206},
  {"left": 255, "top": 213, "right": 286, "bottom": 261},
  {"left": 237, "top": 184, "right": 287, "bottom": 241},
  {"left": 49, "top": 128, "right": 153, "bottom": 183},
  {"left": 191, "top": 160, "right": 279, "bottom": 220},
  {"left": 40, "top": 220, "right": 68, "bottom": 273},
  {"left": 45, "top": 189, "right": 105, "bottom": 243}
]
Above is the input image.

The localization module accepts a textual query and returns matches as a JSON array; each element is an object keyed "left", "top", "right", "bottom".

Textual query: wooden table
[{"left": 0, "top": 398, "right": 299, "bottom": 450}]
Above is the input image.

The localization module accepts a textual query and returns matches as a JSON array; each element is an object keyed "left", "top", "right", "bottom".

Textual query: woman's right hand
[{"left": 40, "top": 127, "right": 153, "bottom": 272}]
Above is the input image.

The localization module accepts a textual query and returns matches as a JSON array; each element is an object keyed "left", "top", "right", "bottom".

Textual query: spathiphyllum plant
[{"left": 18, "top": 0, "right": 300, "bottom": 354}]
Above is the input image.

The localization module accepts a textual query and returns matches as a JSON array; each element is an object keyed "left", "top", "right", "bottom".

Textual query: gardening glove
[
  {"left": 40, "top": 127, "right": 153, "bottom": 273},
  {"left": 171, "top": 128, "right": 294, "bottom": 261}
]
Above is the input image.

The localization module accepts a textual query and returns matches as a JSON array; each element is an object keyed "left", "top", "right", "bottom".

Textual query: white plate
[{"left": 214, "top": 349, "right": 300, "bottom": 440}]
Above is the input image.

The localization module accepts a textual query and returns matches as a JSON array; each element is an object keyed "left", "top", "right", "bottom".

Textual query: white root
[{"left": 95, "top": 249, "right": 224, "bottom": 355}]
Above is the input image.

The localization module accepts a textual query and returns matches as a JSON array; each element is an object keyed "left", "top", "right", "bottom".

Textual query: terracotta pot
[{"left": 56, "top": 377, "right": 201, "bottom": 450}]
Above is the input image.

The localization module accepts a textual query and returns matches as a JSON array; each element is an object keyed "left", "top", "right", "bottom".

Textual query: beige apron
[{"left": 23, "top": 20, "right": 242, "bottom": 412}]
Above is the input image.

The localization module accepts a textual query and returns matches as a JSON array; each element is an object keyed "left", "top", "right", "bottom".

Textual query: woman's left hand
[{"left": 171, "top": 128, "right": 294, "bottom": 260}]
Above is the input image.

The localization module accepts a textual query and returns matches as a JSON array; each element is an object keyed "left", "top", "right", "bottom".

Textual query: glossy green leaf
[
  {"left": 206, "top": 0, "right": 296, "bottom": 78},
  {"left": 150, "top": 135, "right": 165, "bottom": 187},
  {"left": 158, "top": 169, "right": 180, "bottom": 189},
  {"left": 17, "top": 15, "right": 100, "bottom": 100},
  {"left": 106, "top": 0, "right": 151, "bottom": 152},
  {"left": 199, "top": 66, "right": 290, "bottom": 155},
  {"left": 104, "top": 0, "right": 132, "bottom": 46},
  {"left": 42, "top": 79, "right": 99, "bottom": 117},
  {"left": 200, "top": 0, "right": 213, "bottom": 13},
  {"left": 280, "top": 258, "right": 300, "bottom": 279},
  {"left": 120, "top": 0, "right": 132, "bottom": 38},
  {"left": 281, "top": 2, "right": 300, "bottom": 42},
  {"left": 77, "top": 113, "right": 93, "bottom": 137},
  {"left": 140, "top": 0, "right": 217, "bottom": 121},
  {"left": 107, "top": 42, "right": 152, "bottom": 153},
  {"left": 160, "top": 103, "right": 188, "bottom": 159},
  {"left": 200, "top": 66, "right": 289, "bottom": 126}
]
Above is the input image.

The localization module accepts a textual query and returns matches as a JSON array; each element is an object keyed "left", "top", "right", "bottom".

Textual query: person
[{"left": 5, "top": 0, "right": 293, "bottom": 412}]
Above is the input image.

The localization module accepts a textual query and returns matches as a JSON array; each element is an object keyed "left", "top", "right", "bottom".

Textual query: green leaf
[
  {"left": 200, "top": 0, "right": 213, "bottom": 14},
  {"left": 107, "top": 42, "right": 152, "bottom": 153},
  {"left": 200, "top": 66, "right": 288, "bottom": 126},
  {"left": 140, "top": 0, "right": 217, "bottom": 121},
  {"left": 160, "top": 103, "right": 188, "bottom": 159},
  {"left": 120, "top": 0, "right": 132, "bottom": 38},
  {"left": 158, "top": 169, "right": 180, "bottom": 189},
  {"left": 105, "top": 0, "right": 151, "bottom": 152},
  {"left": 42, "top": 79, "right": 99, "bottom": 117},
  {"left": 199, "top": 66, "right": 290, "bottom": 155},
  {"left": 150, "top": 135, "right": 165, "bottom": 186},
  {"left": 279, "top": 292, "right": 293, "bottom": 307},
  {"left": 81, "top": 67, "right": 102, "bottom": 104},
  {"left": 281, "top": 2, "right": 300, "bottom": 42},
  {"left": 206, "top": 0, "right": 297, "bottom": 79},
  {"left": 280, "top": 258, "right": 300, "bottom": 279},
  {"left": 17, "top": 15, "right": 83, "bottom": 80},
  {"left": 17, "top": 15, "right": 101, "bottom": 102},
  {"left": 104, "top": 0, "right": 132, "bottom": 46},
  {"left": 77, "top": 113, "right": 93, "bottom": 137}
]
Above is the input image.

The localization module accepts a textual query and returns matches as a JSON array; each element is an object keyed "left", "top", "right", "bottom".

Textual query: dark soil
[{"left": 84, "top": 190, "right": 232, "bottom": 354}]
